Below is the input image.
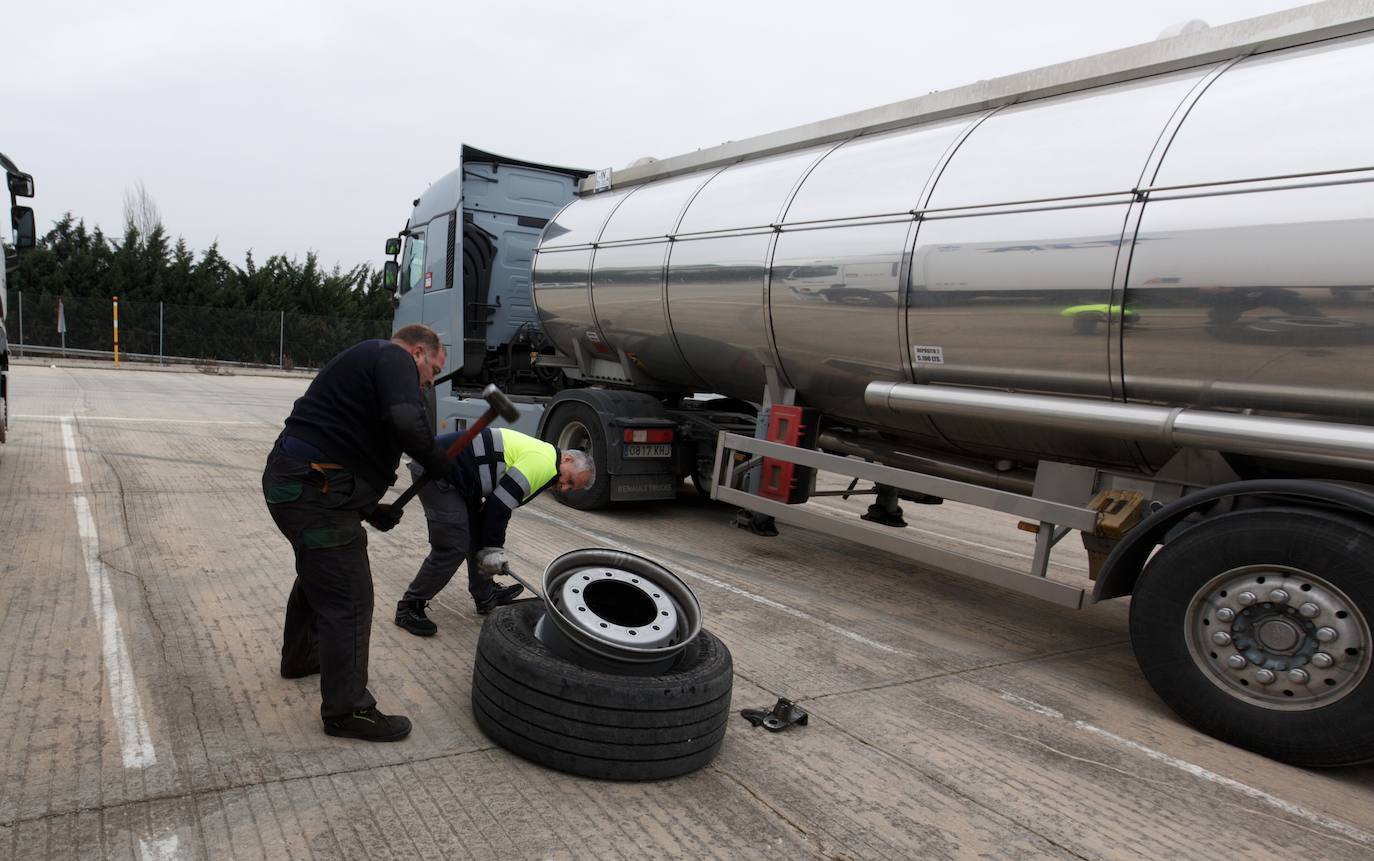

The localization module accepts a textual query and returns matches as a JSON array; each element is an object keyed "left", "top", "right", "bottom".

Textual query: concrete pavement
[{"left": 1, "top": 364, "right": 1371, "bottom": 860}]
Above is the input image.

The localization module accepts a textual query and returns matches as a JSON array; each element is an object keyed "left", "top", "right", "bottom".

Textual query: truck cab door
[
  {"left": 392, "top": 226, "right": 428, "bottom": 330},
  {"left": 420, "top": 213, "right": 454, "bottom": 349}
]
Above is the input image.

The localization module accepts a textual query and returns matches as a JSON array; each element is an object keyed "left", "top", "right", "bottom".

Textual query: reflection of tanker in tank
[
  {"left": 534, "top": 27, "right": 1374, "bottom": 468},
  {"left": 782, "top": 259, "right": 899, "bottom": 307}
]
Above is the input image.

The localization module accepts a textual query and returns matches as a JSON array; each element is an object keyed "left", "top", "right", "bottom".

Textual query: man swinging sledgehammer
[{"left": 394, "top": 426, "right": 595, "bottom": 635}]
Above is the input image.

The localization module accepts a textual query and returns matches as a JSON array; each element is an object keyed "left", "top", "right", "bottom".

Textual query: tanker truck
[
  {"left": 386, "top": 1, "right": 1374, "bottom": 766},
  {"left": 1, "top": 150, "right": 38, "bottom": 447}
]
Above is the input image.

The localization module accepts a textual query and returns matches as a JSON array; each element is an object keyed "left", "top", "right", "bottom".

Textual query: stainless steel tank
[{"left": 533, "top": 31, "right": 1374, "bottom": 471}]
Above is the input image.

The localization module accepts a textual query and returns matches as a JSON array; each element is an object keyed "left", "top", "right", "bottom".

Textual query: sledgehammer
[{"left": 391, "top": 383, "right": 521, "bottom": 512}]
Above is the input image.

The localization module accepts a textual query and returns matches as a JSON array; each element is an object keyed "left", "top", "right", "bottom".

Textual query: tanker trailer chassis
[{"left": 710, "top": 385, "right": 1374, "bottom": 768}]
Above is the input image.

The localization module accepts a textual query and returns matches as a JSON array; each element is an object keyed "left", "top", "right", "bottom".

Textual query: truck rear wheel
[
  {"left": 545, "top": 402, "right": 612, "bottom": 510},
  {"left": 1130, "top": 509, "right": 1374, "bottom": 766}
]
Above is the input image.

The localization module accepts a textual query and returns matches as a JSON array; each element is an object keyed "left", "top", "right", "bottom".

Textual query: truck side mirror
[
  {"left": 385, "top": 237, "right": 401, "bottom": 256},
  {"left": 7, "top": 171, "right": 34, "bottom": 198},
  {"left": 383, "top": 259, "right": 399, "bottom": 292},
  {"left": 11, "top": 206, "right": 35, "bottom": 250}
]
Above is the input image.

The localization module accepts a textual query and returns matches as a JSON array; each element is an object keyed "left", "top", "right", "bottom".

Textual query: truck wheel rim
[
  {"left": 556, "top": 420, "right": 591, "bottom": 454},
  {"left": 555, "top": 566, "right": 680, "bottom": 649},
  {"left": 540, "top": 548, "right": 703, "bottom": 666},
  {"left": 1186, "top": 564, "right": 1371, "bottom": 711}
]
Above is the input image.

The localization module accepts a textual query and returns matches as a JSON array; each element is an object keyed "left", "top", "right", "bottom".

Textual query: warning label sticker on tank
[{"left": 912, "top": 345, "right": 945, "bottom": 365}]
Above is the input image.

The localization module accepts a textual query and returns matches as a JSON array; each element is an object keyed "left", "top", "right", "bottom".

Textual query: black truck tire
[
  {"left": 544, "top": 402, "right": 612, "bottom": 510},
  {"left": 472, "top": 600, "right": 733, "bottom": 780},
  {"left": 1130, "top": 509, "right": 1374, "bottom": 767}
]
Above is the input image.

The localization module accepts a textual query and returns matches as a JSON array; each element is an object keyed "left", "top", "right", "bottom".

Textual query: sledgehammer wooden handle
[{"left": 392, "top": 384, "right": 520, "bottom": 511}]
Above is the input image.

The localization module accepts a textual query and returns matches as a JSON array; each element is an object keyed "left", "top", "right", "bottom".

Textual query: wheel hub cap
[
  {"left": 556, "top": 566, "right": 680, "bottom": 649},
  {"left": 1186, "top": 564, "right": 1370, "bottom": 710},
  {"left": 1252, "top": 617, "right": 1302, "bottom": 653}
]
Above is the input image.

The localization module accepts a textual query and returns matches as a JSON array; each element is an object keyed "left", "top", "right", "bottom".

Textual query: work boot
[
  {"left": 473, "top": 581, "right": 525, "bottom": 615},
  {"left": 394, "top": 600, "right": 437, "bottom": 637},
  {"left": 323, "top": 706, "right": 412, "bottom": 742}
]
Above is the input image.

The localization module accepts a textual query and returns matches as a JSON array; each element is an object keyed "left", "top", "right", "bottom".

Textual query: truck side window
[{"left": 400, "top": 230, "right": 427, "bottom": 295}]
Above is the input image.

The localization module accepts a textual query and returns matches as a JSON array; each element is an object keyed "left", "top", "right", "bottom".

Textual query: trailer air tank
[{"left": 532, "top": 29, "right": 1374, "bottom": 475}]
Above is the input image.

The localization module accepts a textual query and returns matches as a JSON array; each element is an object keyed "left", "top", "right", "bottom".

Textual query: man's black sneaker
[
  {"left": 280, "top": 664, "right": 320, "bottom": 679},
  {"left": 474, "top": 582, "right": 525, "bottom": 615},
  {"left": 395, "top": 600, "right": 437, "bottom": 637},
  {"left": 323, "top": 707, "right": 412, "bottom": 742}
]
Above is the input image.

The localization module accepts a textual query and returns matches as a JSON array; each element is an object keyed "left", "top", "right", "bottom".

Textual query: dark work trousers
[
  {"left": 399, "top": 461, "right": 488, "bottom": 604},
  {"left": 262, "top": 441, "right": 382, "bottom": 720}
]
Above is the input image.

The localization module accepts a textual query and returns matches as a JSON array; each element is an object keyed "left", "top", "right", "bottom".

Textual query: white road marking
[
  {"left": 523, "top": 507, "right": 920, "bottom": 659},
  {"left": 137, "top": 834, "right": 181, "bottom": 861},
  {"left": 64, "top": 419, "right": 158, "bottom": 769},
  {"left": 998, "top": 690, "right": 1066, "bottom": 719},
  {"left": 60, "top": 417, "right": 83, "bottom": 484},
  {"left": 998, "top": 691, "right": 1374, "bottom": 847},
  {"left": 20, "top": 413, "right": 261, "bottom": 425}
]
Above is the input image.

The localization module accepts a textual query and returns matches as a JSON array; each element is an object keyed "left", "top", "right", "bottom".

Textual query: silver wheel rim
[
  {"left": 540, "top": 548, "right": 703, "bottom": 666},
  {"left": 556, "top": 419, "right": 591, "bottom": 454},
  {"left": 1186, "top": 564, "right": 1371, "bottom": 711}
]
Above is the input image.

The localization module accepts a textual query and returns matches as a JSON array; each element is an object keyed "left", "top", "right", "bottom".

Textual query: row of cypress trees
[{"left": 5, "top": 214, "right": 394, "bottom": 367}]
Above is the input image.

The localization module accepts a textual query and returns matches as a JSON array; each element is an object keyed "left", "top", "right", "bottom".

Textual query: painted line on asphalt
[
  {"left": 60, "top": 417, "right": 83, "bottom": 484},
  {"left": 64, "top": 419, "right": 159, "bottom": 769},
  {"left": 21, "top": 413, "right": 262, "bottom": 425},
  {"left": 137, "top": 834, "right": 181, "bottom": 861},
  {"left": 998, "top": 691, "right": 1374, "bottom": 847},
  {"left": 523, "top": 506, "right": 920, "bottom": 659}
]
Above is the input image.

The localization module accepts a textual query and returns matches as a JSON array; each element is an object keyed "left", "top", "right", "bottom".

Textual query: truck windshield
[{"left": 400, "top": 230, "right": 426, "bottom": 295}]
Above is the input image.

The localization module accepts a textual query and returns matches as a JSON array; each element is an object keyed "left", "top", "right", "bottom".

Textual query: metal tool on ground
[
  {"left": 741, "top": 698, "right": 809, "bottom": 732},
  {"left": 392, "top": 383, "right": 520, "bottom": 512}
]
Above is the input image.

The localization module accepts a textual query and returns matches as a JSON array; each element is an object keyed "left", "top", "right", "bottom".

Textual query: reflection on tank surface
[
  {"left": 667, "top": 234, "right": 774, "bottom": 399},
  {"left": 777, "top": 260, "right": 900, "bottom": 307},
  {"left": 901, "top": 207, "right": 1135, "bottom": 463},
  {"left": 770, "top": 221, "right": 911, "bottom": 424},
  {"left": 905, "top": 208, "right": 1125, "bottom": 394},
  {"left": 1060, "top": 303, "right": 1139, "bottom": 335},
  {"left": 591, "top": 242, "right": 704, "bottom": 389},
  {"left": 1199, "top": 286, "right": 1374, "bottom": 345},
  {"left": 1123, "top": 184, "right": 1374, "bottom": 419},
  {"left": 532, "top": 247, "right": 596, "bottom": 360}
]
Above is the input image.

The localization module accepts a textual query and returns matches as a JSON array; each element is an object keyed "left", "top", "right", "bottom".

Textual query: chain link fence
[{"left": 5, "top": 290, "right": 391, "bottom": 369}]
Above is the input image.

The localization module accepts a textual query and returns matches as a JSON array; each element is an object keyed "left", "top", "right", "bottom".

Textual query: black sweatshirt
[{"left": 281, "top": 340, "right": 449, "bottom": 491}]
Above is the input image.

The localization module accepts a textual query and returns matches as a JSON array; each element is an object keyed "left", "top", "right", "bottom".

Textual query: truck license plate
[{"left": 624, "top": 444, "right": 672, "bottom": 458}]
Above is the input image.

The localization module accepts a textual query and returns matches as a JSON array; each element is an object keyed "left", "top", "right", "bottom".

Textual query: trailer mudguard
[{"left": 1093, "top": 479, "right": 1374, "bottom": 602}]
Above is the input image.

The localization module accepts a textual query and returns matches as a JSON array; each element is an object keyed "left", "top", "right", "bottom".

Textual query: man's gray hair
[{"left": 565, "top": 449, "right": 595, "bottom": 488}]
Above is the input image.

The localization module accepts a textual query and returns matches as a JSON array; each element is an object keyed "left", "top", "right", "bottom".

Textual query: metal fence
[{"left": 4, "top": 290, "right": 391, "bottom": 369}]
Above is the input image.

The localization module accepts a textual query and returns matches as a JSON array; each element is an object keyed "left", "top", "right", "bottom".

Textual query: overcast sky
[{"left": 5, "top": 0, "right": 1305, "bottom": 273}]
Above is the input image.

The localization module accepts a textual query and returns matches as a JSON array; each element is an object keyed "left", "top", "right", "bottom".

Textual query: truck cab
[
  {"left": 385, "top": 146, "right": 588, "bottom": 435},
  {"left": 2, "top": 151, "right": 37, "bottom": 446}
]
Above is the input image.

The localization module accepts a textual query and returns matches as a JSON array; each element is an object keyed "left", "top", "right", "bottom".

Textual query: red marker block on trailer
[{"left": 759, "top": 405, "right": 820, "bottom": 504}]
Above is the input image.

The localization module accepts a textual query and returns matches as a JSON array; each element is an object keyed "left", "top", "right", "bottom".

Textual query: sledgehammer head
[{"left": 481, "top": 384, "right": 521, "bottom": 424}]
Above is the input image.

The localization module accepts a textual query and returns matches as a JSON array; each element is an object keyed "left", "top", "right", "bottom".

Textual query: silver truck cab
[{"left": 384, "top": 146, "right": 587, "bottom": 436}]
